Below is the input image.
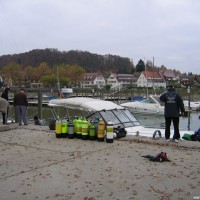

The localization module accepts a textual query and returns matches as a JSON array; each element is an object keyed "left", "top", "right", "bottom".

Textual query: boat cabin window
[
  {"left": 88, "top": 109, "right": 141, "bottom": 128},
  {"left": 142, "top": 98, "right": 155, "bottom": 104}
]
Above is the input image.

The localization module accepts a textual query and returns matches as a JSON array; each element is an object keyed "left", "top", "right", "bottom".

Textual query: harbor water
[{"left": 134, "top": 112, "right": 200, "bottom": 132}]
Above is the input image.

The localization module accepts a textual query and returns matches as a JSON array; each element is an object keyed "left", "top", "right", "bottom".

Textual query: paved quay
[{"left": 0, "top": 124, "right": 199, "bottom": 200}]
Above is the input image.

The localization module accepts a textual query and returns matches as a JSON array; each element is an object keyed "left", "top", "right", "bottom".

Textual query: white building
[
  {"left": 81, "top": 73, "right": 106, "bottom": 89},
  {"left": 107, "top": 73, "right": 137, "bottom": 89},
  {"left": 137, "top": 71, "right": 166, "bottom": 88}
]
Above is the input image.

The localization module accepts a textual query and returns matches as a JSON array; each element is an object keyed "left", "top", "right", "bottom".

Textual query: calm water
[
  {"left": 134, "top": 112, "right": 200, "bottom": 132},
  {"left": 7, "top": 106, "right": 200, "bottom": 132}
]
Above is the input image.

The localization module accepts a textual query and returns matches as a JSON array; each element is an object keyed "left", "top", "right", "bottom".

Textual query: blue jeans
[{"left": 15, "top": 105, "right": 28, "bottom": 125}]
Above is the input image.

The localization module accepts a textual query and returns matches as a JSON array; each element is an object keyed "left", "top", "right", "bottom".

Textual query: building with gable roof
[
  {"left": 159, "top": 69, "right": 177, "bottom": 85},
  {"left": 137, "top": 71, "right": 166, "bottom": 88},
  {"left": 107, "top": 73, "right": 138, "bottom": 89},
  {"left": 81, "top": 73, "right": 106, "bottom": 89}
]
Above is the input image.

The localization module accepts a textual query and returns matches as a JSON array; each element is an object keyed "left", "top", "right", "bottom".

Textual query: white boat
[
  {"left": 120, "top": 95, "right": 164, "bottom": 115},
  {"left": 48, "top": 97, "right": 192, "bottom": 139},
  {"left": 183, "top": 100, "right": 200, "bottom": 111}
]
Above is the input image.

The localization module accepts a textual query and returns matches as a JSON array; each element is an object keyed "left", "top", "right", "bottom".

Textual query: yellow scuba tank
[
  {"left": 61, "top": 117, "right": 68, "bottom": 138},
  {"left": 81, "top": 118, "right": 89, "bottom": 140},
  {"left": 76, "top": 117, "right": 82, "bottom": 139},
  {"left": 89, "top": 121, "right": 96, "bottom": 140},
  {"left": 55, "top": 116, "right": 62, "bottom": 138},
  {"left": 97, "top": 118, "right": 105, "bottom": 142}
]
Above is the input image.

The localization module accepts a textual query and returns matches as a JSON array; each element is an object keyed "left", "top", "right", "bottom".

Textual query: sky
[{"left": 0, "top": 0, "right": 200, "bottom": 74}]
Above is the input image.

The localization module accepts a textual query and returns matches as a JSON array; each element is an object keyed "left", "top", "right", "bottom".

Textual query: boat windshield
[
  {"left": 142, "top": 98, "right": 155, "bottom": 104},
  {"left": 87, "top": 109, "right": 141, "bottom": 128}
]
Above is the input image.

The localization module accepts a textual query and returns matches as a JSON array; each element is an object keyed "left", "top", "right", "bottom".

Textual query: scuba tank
[
  {"left": 55, "top": 116, "right": 62, "bottom": 138},
  {"left": 106, "top": 120, "right": 114, "bottom": 143},
  {"left": 97, "top": 118, "right": 105, "bottom": 142},
  {"left": 76, "top": 117, "right": 82, "bottom": 139},
  {"left": 94, "top": 117, "right": 99, "bottom": 133},
  {"left": 89, "top": 121, "right": 96, "bottom": 140},
  {"left": 73, "top": 117, "right": 78, "bottom": 138},
  {"left": 81, "top": 118, "right": 89, "bottom": 140},
  {"left": 61, "top": 117, "right": 68, "bottom": 138},
  {"left": 68, "top": 120, "right": 75, "bottom": 139}
]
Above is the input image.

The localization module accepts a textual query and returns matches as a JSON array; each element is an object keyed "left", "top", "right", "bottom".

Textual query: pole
[
  {"left": 57, "top": 66, "right": 61, "bottom": 97},
  {"left": 187, "top": 85, "right": 191, "bottom": 130},
  {"left": 38, "top": 90, "right": 42, "bottom": 119}
]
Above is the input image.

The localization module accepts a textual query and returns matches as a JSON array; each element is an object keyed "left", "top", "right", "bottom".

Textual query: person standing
[
  {"left": 14, "top": 89, "right": 28, "bottom": 125},
  {"left": 1, "top": 85, "right": 10, "bottom": 124},
  {"left": 0, "top": 97, "right": 9, "bottom": 125},
  {"left": 160, "top": 85, "right": 185, "bottom": 143}
]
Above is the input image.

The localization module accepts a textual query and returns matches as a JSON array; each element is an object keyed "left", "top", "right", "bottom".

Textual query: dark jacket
[
  {"left": 1, "top": 88, "right": 10, "bottom": 101},
  {"left": 160, "top": 88, "right": 185, "bottom": 117},
  {"left": 14, "top": 91, "right": 28, "bottom": 107}
]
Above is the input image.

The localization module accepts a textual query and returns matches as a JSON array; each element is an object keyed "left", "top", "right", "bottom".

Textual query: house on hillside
[
  {"left": 159, "top": 70, "right": 177, "bottom": 85},
  {"left": 137, "top": 71, "right": 166, "bottom": 88},
  {"left": 178, "top": 74, "right": 195, "bottom": 87},
  {"left": 107, "top": 73, "right": 138, "bottom": 90},
  {"left": 80, "top": 73, "right": 106, "bottom": 89}
]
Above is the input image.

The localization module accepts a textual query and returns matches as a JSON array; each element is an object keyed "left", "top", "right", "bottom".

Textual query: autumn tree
[
  {"left": 66, "top": 64, "right": 85, "bottom": 83},
  {"left": 2, "top": 62, "right": 24, "bottom": 86}
]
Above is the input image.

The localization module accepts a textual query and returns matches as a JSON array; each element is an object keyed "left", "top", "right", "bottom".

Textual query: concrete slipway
[{"left": 0, "top": 124, "right": 199, "bottom": 200}]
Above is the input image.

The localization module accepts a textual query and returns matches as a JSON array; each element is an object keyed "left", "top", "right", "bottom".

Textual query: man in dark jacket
[
  {"left": 14, "top": 89, "right": 28, "bottom": 125},
  {"left": 160, "top": 85, "right": 185, "bottom": 142}
]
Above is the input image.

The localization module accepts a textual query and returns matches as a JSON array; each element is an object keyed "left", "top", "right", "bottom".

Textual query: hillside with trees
[
  {"left": 1, "top": 49, "right": 199, "bottom": 88},
  {"left": 0, "top": 49, "right": 133, "bottom": 74}
]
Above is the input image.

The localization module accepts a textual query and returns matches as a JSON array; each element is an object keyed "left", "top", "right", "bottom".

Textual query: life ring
[{"left": 152, "top": 130, "right": 162, "bottom": 139}]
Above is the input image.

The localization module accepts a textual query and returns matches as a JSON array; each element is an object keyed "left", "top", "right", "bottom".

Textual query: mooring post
[{"left": 38, "top": 90, "right": 42, "bottom": 119}]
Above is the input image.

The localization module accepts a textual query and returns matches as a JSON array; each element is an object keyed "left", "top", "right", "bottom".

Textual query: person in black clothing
[
  {"left": 160, "top": 85, "right": 185, "bottom": 143},
  {"left": 1, "top": 85, "right": 11, "bottom": 101},
  {"left": 1, "top": 85, "right": 10, "bottom": 124}
]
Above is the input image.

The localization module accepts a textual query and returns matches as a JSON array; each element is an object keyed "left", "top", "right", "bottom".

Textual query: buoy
[
  {"left": 97, "top": 118, "right": 105, "bottom": 142},
  {"left": 68, "top": 120, "right": 75, "bottom": 139},
  {"left": 106, "top": 120, "right": 114, "bottom": 143},
  {"left": 61, "top": 117, "right": 68, "bottom": 138},
  {"left": 89, "top": 121, "right": 96, "bottom": 140},
  {"left": 55, "top": 116, "right": 62, "bottom": 138},
  {"left": 82, "top": 118, "right": 89, "bottom": 140}
]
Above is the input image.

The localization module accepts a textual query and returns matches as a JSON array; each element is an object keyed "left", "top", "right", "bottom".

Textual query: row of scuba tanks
[{"left": 55, "top": 116, "right": 114, "bottom": 143}]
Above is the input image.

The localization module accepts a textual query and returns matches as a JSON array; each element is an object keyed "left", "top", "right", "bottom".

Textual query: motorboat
[
  {"left": 48, "top": 97, "right": 192, "bottom": 138},
  {"left": 183, "top": 100, "right": 200, "bottom": 111},
  {"left": 120, "top": 95, "right": 164, "bottom": 115}
]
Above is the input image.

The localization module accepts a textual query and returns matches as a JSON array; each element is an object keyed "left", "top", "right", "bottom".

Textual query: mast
[
  {"left": 57, "top": 66, "right": 61, "bottom": 97},
  {"left": 145, "top": 58, "right": 148, "bottom": 98}
]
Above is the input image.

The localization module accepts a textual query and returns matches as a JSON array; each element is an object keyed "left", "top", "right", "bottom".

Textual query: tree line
[
  {"left": 0, "top": 49, "right": 133, "bottom": 74},
  {"left": 1, "top": 48, "right": 199, "bottom": 87}
]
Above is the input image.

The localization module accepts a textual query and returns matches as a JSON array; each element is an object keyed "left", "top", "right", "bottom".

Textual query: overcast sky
[{"left": 0, "top": 0, "right": 200, "bottom": 74}]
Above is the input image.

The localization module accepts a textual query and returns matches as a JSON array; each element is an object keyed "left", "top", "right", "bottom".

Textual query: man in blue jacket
[{"left": 160, "top": 85, "right": 185, "bottom": 143}]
